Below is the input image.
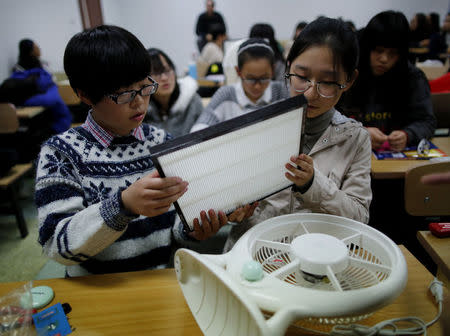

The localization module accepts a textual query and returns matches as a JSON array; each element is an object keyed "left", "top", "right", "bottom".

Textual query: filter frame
[{"left": 150, "top": 95, "right": 307, "bottom": 230}]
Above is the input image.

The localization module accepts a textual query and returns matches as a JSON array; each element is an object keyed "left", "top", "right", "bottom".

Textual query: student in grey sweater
[
  {"left": 144, "top": 48, "right": 203, "bottom": 138},
  {"left": 191, "top": 38, "right": 289, "bottom": 132}
]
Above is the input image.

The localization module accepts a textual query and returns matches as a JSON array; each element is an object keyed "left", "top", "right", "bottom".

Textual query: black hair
[
  {"left": 64, "top": 25, "right": 151, "bottom": 105},
  {"left": 286, "top": 16, "right": 359, "bottom": 81},
  {"left": 429, "top": 12, "right": 441, "bottom": 33},
  {"left": 345, "top": 20, "right": 356, "bottom": 32},
  {"left": 293, "top": 21, "right": 308, "bottom": 39},
  {"left": 209, "top": 23, "right": 226, "bottom": 40},
  {"left": 147, "top": 48, "right": 180, "bottom": 110},
  {"left": 17, "top": 39, "right": 42, "bottom": 70},
  {"left": 249, "top": 23, "right": 285, "bottom": 63},
  {"left": 411, "top": 13, "right": 431, "bottom": 42},
  {"left": 237, "top": 38, "right": 275, "bottom": 69}
]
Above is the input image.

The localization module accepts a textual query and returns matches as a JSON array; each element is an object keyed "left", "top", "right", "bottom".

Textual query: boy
[{"left": 35, "top": 25, "right": 245, "bottom": 277}]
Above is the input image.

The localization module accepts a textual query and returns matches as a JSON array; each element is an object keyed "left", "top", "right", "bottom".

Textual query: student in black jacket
[{"left": 338, "top": 10, "right": 436, "bottom": 152}]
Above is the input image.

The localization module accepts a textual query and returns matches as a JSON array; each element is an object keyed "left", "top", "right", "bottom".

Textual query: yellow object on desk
[{"left": 0, "top": 246, "right": 443, "bottom": 336}]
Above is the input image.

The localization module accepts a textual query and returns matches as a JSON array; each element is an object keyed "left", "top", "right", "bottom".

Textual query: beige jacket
[{"left": 224, "top": 109, "right": 372, "bottom": 251}]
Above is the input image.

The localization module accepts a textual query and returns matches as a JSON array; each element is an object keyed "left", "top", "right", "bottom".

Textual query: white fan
[{"left": 174, "top": 213, "right": 408, "bottom": 336}]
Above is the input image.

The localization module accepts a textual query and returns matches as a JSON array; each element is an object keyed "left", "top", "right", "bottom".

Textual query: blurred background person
[{"left": 195, "top": 0, "right": 226, "bottom": 52}]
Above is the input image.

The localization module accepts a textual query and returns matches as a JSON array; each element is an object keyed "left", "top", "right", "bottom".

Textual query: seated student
[
  {"left": 35, "top": 25, "right": 254, "bottom": 277},
  {"left": 11, "top": 39, "right": 72, "bottom": 135},
  {"left": 198, "top": 22, "right": 227, "bottom": 68},
  {"left": 249, "top": 23, "right": 286, "bottom": 81},
  {"left": 338, "top": 11, "right": 436, "bottom": 152},
  {"left": 224, "top": 17, "right": 372, "bottom": 251},
  {"left": 144, "top": 48, "right": 203, "bottom": 138},
  {"left": 425, "top": 12, "right": 448, "bottom": 61},
  {"left": 191, "top": 38, "right": 289, "bottom": 131}
]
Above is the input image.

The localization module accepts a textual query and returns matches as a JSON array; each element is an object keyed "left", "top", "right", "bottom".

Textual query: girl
[
  {"left": 191, "top": 38, "right": 289, "bottom": 131},
  {"left": 144, "top": 48, "right": 203, "bottom": 138},
  {"left": 224, "top": 17, "right": 372, "bottom": 251},
  {"left": 339, "top": 11, "right": 436, "bottom": 152}
]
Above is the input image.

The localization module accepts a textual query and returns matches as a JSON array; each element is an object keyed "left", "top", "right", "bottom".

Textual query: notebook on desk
[{"left": 373, "top": 141, "right": 448, "bottom": 160}]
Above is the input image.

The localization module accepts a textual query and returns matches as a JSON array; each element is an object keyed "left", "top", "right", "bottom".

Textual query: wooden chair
[
  {"left": 0, "top": 104, "right": 32, "bottom": 238},
  {"left": 0, "top": 103, "right": 19, "bottom": 133},
  {"left": 431, "top": 92, "right": 450, "bottom": 129},
  {"left": 406, "top": 161, "right": 450, "bottom": 287},
  {"left": 0, "top": 163, "right": 32, "bottom": 238},
  {"left": 404, "top": 161, "right": 450, "bottom": 216}
]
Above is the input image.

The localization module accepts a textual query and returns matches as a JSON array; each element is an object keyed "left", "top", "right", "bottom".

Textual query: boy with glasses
[{"left": 34, "top": 25, "right": 236, "bottom": 277}]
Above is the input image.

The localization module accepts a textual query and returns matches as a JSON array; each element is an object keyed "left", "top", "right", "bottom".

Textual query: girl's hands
[
  {"left": 285, "top": 154, "right": 314, "bottom": 188},
  {"left": 367, "top": 127, "right": 388, "bottom": 149},
  {"left": 121, "top": 170, "right": 188, "bottom": 217},
  {"left": 190, "top": 210, "right": 228, "bottom": 241},
  {"left": 189, "top": 202, "right": 258, "bottom": 241},
  {"left": 228, "top": 202, "right": 259, "bottom": 222}
]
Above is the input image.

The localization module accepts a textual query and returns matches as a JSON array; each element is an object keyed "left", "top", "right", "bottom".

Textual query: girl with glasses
[
  {"left": 144, "top": 48, "right": 203, "bottom": 138},
  {"left": 338, "top": 11, "right": 436, "bottom": 152},
  {"left": 224, "top": 17, "right": 372, "bottom": 252},
  {"left": 191, "top": 38, "right": 289, "bottom": 132},
  {"left": 34, "top": 25, "right": 237, "bottom": 277}
]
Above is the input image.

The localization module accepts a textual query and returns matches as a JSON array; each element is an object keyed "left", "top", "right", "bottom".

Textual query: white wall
[
  {"left": 0, "top": 0, "right": 448, "bottom": 82},
  {"left": 0, "top": 0, "right": 82, "bottom": 82},
  {"left": 100, "top": 0, "right": 450, "bottom": 75}
]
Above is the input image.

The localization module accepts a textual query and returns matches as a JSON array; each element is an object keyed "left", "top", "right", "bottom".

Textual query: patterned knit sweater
[{"left": 35, "top": 123, "right": 188, "bottom": 277}]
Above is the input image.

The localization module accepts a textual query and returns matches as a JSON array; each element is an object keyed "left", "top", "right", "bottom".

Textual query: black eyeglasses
[
  {"left": 285, "top": 73, "right": 346, "bottom": 98},
  {"left": 108, "top": 76, "right": 159, "bottom": 104}
]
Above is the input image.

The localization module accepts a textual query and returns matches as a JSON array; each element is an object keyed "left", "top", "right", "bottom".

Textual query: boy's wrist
[{"left": 100, "top": 191, "right": 137, "bottom": 231}]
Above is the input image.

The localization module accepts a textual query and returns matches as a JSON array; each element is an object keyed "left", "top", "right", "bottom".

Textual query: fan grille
[{"left": 253, "top": 229, "right": 391, "bottom": 291}]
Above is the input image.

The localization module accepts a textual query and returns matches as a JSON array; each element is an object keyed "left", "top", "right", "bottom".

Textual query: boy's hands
[{"left": 121, "top": 170, "right": 188, "bottom": 217}]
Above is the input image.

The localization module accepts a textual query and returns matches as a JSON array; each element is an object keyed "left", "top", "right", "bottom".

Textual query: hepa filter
[{"left": 150, "top": 95, "right": 307, "bottom": 230}]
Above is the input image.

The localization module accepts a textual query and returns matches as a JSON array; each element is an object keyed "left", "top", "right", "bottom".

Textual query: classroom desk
[
  {"left": 57, "top": 80, "right": 81, "bottom": 105},
  {"left": 371, "top": 137, "right": 450, "bottom": 179},
  {"left": 197, "top": 78, "right": 223, "bottom": 87},
  {"left": 0, "top": 246, "right": 443, "bottom": 335},
  {"left": 409, "top": 47, "right": 429, "bottom": 54},
  {"left": 417, "top": 230, "right": 450, "bottom": 289},
  {"left": 16, "top": 106, "right": 45, "bottom": 119}
]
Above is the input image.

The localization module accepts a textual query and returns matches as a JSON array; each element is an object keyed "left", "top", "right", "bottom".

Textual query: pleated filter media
[{"left": 150, "top": 95, "right": 307, "bottom": 230}]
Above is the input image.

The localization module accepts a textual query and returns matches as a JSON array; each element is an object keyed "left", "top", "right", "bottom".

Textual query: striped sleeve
[
  {"left": 35, "top": 145, "right": 133, "bottom": 266},
  {"left": 191, "top": 86, "right": 236, "bottom": 131}
]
